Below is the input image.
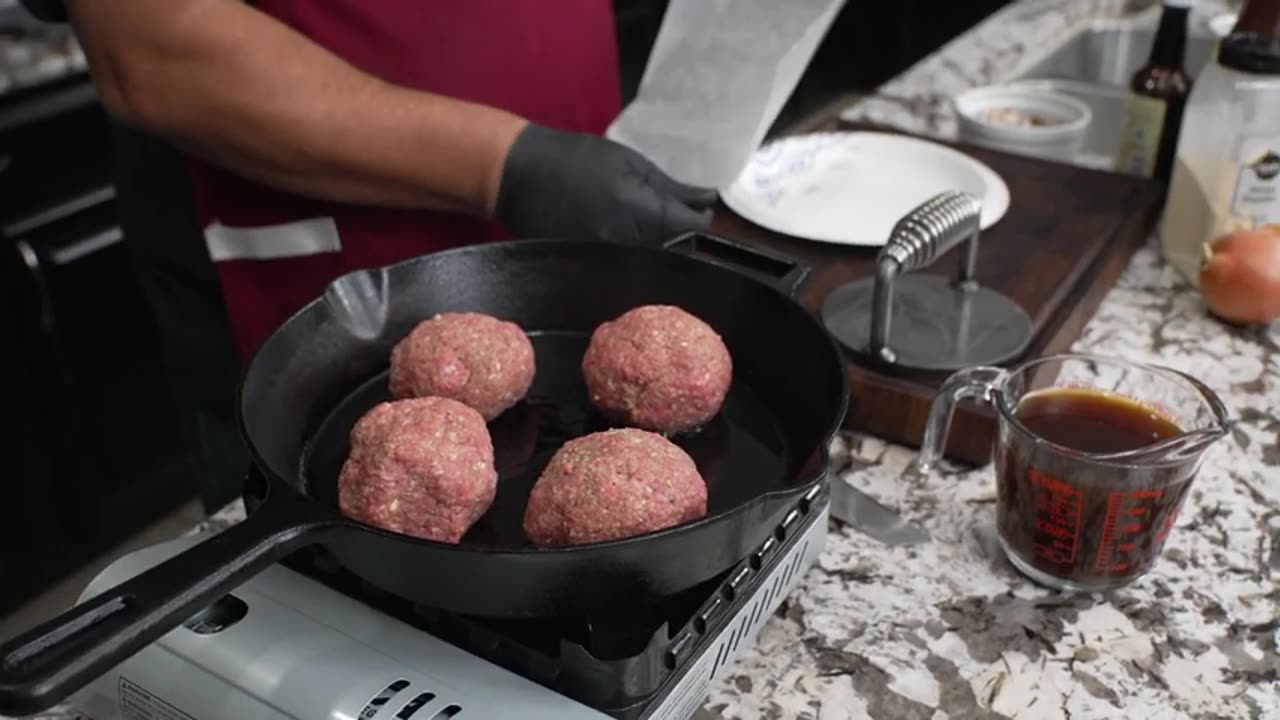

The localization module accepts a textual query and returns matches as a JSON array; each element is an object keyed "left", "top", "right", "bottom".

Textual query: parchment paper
[{"left": 607, "top": 0, "right": 847, "bottom": 188}]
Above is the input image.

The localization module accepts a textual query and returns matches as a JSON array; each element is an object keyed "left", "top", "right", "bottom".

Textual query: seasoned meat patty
[
  {"left": 338, "top": 396, "right": 497, "bottom": 543},
  {"left": 582, "top": 305, "right": 732, "bottom": 433},
  {"left": 390, "top": 312, "right": 536, "bottom": 421},
  {"left": 523, "top": 428, "right": 707, "bottom": 547}
]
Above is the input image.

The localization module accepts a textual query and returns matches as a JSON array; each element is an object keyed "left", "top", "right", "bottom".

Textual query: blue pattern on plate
[{"left": 746, "top": 134, "right": 852, "bottom": 208}]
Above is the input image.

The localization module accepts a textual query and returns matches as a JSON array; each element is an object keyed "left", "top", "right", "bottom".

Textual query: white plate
[{"left": 720, "top": 131, "right": 1010, "bottom": 247}]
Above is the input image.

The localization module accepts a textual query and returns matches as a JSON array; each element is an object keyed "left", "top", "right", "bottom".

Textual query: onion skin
[{"left": 1199, "top": 224, "right": 1280, "bottom": 325}]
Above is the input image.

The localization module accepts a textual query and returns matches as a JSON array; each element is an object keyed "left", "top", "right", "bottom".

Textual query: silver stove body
[{"left": 71, "top": 502, "right": 828, "bottom": 720}]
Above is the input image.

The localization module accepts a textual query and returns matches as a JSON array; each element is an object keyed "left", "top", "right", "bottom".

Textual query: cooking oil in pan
[{"left": 302, "top": 331, "right": 790, "bottom": 547}]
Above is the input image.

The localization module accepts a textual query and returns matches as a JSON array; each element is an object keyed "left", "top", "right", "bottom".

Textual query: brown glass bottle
[
  {"left": 1116, "top": 0, "right": 1193, "bottom": 183},
  {"left": 1222, "top": 0, "right": 1280, "bottom": 72}
]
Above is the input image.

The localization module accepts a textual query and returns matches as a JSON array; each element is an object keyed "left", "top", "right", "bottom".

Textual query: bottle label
[
  {"left": 1116, "top": 94, "right": 1168, "bottom": 178},
  {"left": 1229, "top": 137, "right": 1280, "bottom": 228}
]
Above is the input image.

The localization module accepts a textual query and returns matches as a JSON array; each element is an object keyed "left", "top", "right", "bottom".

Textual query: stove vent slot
[
  {"left": 708, "top": 640, "right": 729, "bottom": 679},
  {"left": 427, "top": 706, "right": 463, "bottom": 719},
  {"left": 781, "top": 541, "right": 805, "bottom": 586},
  {"left": 395, "top": 692, "right": 436, "bottom": 718},
  {"left": 359, "top": 679, "right": 410, "bottom": 719},
  {"left": 706, "top": 537, "right": 812, "bottom": 682},
  {"left": 748, "top": 590, "right": 766, "bottom": 628}
]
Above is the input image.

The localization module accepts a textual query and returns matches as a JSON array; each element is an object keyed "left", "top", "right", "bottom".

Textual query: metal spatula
[{"left": 828, "top": 478, "right": 931, "bottom": 546}]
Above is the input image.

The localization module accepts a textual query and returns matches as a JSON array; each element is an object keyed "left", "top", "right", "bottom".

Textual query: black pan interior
[
  {"left": 241, "top": 240, "right": 848, "bottom": 549},
  {"left": 302, "top": 330, "right": 789, "bottom": 547}
]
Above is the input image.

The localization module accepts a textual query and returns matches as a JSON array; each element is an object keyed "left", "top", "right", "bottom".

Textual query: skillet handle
[
  {"left": 664, "top": 232, "right": 810, "bottom": 296},
  {"left": 0, "top": 486, "right": 339, "bottom": 717}
]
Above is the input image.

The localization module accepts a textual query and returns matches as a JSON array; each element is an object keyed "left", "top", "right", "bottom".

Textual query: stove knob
[
  {"left": 780, "top": 508, "right": 801, "bottom": 534},
  {"left": 800, "top": 483, "right": 823, "bottom": 512},
  {"left": 694, "top": 595, "right": 725, "bottom": 635},
  {"left": 753, "top": 535, "right": 778, "bottom": 570},
  {"left": 723, "top": 565, "right": 751, "bottom": 601},
  {"left": 665, "top": 632, "right": 693, "bottom": 669}
]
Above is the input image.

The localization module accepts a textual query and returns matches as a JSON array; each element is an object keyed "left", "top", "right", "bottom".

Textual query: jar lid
[{"left": 1219, "top": 32, "right": 1280, "bottom": 74}]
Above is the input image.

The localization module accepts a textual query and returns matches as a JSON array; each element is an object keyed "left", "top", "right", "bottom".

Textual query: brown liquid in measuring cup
[
  {"left": 996, "top": 388, "right": 1195, "bottom": 587},
  {"left": 1017, "top": 389, "right": 1183, "bottom": 453}
]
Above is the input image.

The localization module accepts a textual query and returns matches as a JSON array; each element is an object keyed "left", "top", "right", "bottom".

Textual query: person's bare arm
[{"left": 66, "top": 0, "right": 526, "bottom": 214}]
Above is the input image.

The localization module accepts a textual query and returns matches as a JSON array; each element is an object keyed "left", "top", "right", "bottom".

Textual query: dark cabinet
[
  {"left": 0, "top": 90, "right": 196, "bottom": 614},
  {"left": 820, "top": 0, "right": 1016, "bottom": 89},
  {"left": 0, "top": 269, "right": 64, "bottom": 598}
]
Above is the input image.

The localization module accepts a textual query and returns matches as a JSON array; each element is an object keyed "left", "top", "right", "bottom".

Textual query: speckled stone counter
[
  {"left": 707, "top": 247, "right": 1279, "bottom": 719},
  {"left": 837, "top": 0, "right": 1232, "bottom": 141},
  {"left": 705, "top": 1, "right": 1277, "bottom": 718},
  {"left": 18, "top": 0, "right": 1277, "bottom": 719}
]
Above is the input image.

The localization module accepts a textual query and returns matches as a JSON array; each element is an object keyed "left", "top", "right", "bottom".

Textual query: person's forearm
[{"left": 68, "top": 0, "right": 526, "bottom": 214}]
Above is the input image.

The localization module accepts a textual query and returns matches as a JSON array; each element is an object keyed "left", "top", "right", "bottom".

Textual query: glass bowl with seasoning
[{"left": 955, "top": 85, "right": 1092, "bottom": 162}]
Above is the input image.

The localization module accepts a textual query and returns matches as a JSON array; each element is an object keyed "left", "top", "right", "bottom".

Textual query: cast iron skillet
[{"left": 0, "top": 233, "right": 848, "bottom": 715}]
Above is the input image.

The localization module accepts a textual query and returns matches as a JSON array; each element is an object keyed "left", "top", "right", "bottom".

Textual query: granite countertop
[
  {"left": 705, "top": 1, "right": 1277, "bottom": 718},
  {"left": 20, "top": 0, "right": 1278, "bottom": 719},
  {"left": 837, "top": 0, "right": 1233, "bottom": 141},
  {"left": 708, "top": 248, "right": 1279, "bottom": 719}
]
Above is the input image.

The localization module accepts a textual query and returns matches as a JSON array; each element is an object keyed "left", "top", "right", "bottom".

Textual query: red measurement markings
[
  {"left": 1028, "top": 469, "right": 1084, "bottom": 567},
  {"left": 1096, "top": 489, "right": 1166, "bottom": 572},
  {"left": 1155, "top": 505, "right": 1181, "bottom": 542}
]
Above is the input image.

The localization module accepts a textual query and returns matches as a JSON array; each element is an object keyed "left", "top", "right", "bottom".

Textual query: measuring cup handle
[{"left": 913, "top": 366, "right": 1008, "bottom": 473}]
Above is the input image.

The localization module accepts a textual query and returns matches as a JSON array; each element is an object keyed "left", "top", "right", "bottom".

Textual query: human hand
[{"left": 494, "top": 123, "right": 717, "bottom": 246}]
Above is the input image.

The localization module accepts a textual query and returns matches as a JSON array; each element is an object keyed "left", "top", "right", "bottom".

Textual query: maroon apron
[{"left": 192, "top": 0, "right": 621, "bottom": 362}]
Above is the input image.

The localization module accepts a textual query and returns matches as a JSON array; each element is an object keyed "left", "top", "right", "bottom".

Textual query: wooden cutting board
[{"left": 709, "top": 123, "right": 1165, "bottom": 465}]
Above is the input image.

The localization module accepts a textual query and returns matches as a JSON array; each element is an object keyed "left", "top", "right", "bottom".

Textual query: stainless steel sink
[
  {"left": 1004, "top": 13, "right": 1221, "bottom": 171},
  {"left": 1016, "top": 19, "right": 1217, "bottom": 86}
]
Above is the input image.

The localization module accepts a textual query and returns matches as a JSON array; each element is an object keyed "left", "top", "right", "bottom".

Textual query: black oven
[{"left": 1, "top": 97, "right": 195, "bottom": 614}]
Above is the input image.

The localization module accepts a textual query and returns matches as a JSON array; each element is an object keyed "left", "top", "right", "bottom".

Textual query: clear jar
[{"left": 1160, "top": 30, "right": 1280, "bottom": 282}]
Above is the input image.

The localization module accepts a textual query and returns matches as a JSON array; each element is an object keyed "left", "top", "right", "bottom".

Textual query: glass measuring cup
[{"left": 914, "top": 353, "right": 1230, "bottom": 591}]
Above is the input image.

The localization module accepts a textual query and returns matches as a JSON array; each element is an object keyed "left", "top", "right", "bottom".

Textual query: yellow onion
[{"left": 1199, "top": 224, "right": 1280, "bottom": 325}]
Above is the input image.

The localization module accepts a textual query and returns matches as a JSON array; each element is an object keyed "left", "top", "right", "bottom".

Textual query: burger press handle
[
  {"left": 820, "top": 190, "right": 1032, "bottom": 373},
  {"left": 824, "top": 188, "right": 1034, "bottom": 371}
]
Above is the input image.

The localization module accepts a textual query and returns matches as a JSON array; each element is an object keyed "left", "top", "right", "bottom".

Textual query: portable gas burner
[
  {"left": 0, "top": 236, "right": 847, "bottom": 719},
  {"left": 69, "top": 487, "right": 827, "bottom": 720}
]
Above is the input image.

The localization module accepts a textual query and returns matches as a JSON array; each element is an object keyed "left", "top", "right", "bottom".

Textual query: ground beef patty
[
  {"left": 389, "top": 312, "right": 535, "bottom": 421},
  {"left": 582, "top": 305, "right": 732, "bottom": 433},
  {"left": 523, "top": 428, "right": 707, "bottom": 547},
  {"left": 338, "top": 396, "right": 497, "bottom": 543}
]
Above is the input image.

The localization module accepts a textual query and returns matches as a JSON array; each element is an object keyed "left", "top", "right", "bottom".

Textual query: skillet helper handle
[
  {"left": 664, "top": 231, "right": 810, "bottom": 296},
  {"left": 870, "top": 190, "right": 983, "bottom": 365},
  {"left": 0, "top": 488, "right": 337, "bottom": 717}
]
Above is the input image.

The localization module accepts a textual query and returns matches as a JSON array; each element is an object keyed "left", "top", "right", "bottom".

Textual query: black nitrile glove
[{"left": 495, "top": 123, "right": 718, "bottom": 246}]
